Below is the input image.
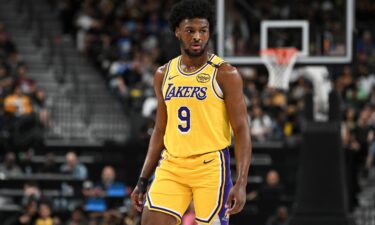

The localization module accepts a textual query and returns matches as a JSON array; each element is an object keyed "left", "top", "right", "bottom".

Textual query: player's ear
[{"left": 175, "top": 27, "right": 180, "bottom": 40}]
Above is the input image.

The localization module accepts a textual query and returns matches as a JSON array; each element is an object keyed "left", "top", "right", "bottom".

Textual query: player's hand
[
  {"left": 131, "top": 177, "right": 148, "bottom": 212},
  {"left": 131, "top": 186, "right": 146, "bottom": 212},
  {"left": 225, "top": 182, "right": 247, "bottom": 215}
]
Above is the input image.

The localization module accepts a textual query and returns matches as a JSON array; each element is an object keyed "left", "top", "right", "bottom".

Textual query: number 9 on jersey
[{"left": 178, "top": 106, "right": 190, "bottom": 133}]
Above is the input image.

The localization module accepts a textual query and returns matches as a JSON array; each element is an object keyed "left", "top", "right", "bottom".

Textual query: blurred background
[{"left": 0, "top": 0, "right": 374, "bottom": 225}]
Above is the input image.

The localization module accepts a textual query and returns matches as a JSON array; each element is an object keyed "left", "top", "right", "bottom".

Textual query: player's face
[{"left": 176, "top": 18, "right": 210, "bottom": 57}]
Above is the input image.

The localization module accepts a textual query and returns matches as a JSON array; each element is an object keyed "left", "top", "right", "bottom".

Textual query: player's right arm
[{"left": 131, "top": 64, "right": 168, "bottom": 212}]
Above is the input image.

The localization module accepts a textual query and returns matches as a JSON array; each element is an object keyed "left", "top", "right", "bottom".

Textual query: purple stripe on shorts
[
  {"left": 218, "top": 148, "right": 233, "bottom": 225},
  {"left": 195, "top": 148, "right": 233, "bottom": 224}
]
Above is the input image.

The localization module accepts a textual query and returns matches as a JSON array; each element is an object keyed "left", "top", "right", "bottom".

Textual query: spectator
[
  {"left": 66, "top": 206, "right": 88, "bottom": 225},
  {"left": 21, "top": 182, "right": 41, "bottom": 207},
  {"left": 283, "top": 105, "right": 300, "bottom": 138},
  {"left": 144, "top": 11, "right": 166, "bottom": 36},
  {"left": 266, "top": 206, "right": 289, "bottom": 225},
  {"left": 4, "top": 85, "right": 42, "bottom": 148},
  {"left": 97, "top": 166, "right": 116, "bottom": 191},
  {"left": 60, "top": 151, "right": 88, "bottom": 180},
  {"left": 250, "top": 106, "right": 273, "bottom": 142},
  {"left": 34, "top": 201, "right": 61, "bottom": 225},
  {"left": 14, "top": 63, "right": 45, "bottom": 105},
  {"left": 0, "top": 151, "right": 23, "bottom": 176},
  {"left": 108, "top": 59, "right": 129, "bottom": 98},
  {"left": 272, "top": 111, "right": 286, "bottom": 140},
  {"left": 342, "top": 107, "right": 357, "bottom": 132},
  {"left": 355, "top": 106, "right": 373, "bottom": 164},
  {"left": 38, "top": 152, "right": 60, "bottom": 174},
  {"left": 14, "top": 63, "right": 49, "bottom": 127},
  {"left": 290, "top": 77, "right": 309, "bottom": 101},
  {"left": 254, "top": 170, "right": 287, "bottom": 223},
  {"left": 357, "top": 64, "right": 375, "bottom": 98},
  {"left": 95, "top": 166, "right": 127, "bottom": 210},
  {"left": 141, "top": 93, "right": 157, "bottom": 119},
  {"left": 258, "top": 170, "right": 285, "bottom": 201},
  {"left": 357, "top": 30, "right": 375, "bottom": 60},
  {"left": 247, "top": 170, "right": 285, "bottom": 202},
  {"left": 3, "top": 198, "right": 38, "bottom": 225},
  {"left": 4, "top": 85, "right": 34, "bottom": 118},
  {"left": 75, "top": 0, "right": 103, "bottom": 53},
  {"left": 82, "top": 180, "right": 96, "bottom": 198}
]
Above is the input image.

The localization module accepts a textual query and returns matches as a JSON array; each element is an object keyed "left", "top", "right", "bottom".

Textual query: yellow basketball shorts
[{"left": 145, "top": 148, "right": 232, "bottom": 225}]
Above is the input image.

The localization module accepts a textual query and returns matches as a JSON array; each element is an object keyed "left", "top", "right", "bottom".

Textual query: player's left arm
[{"left": 216, "top": 63, "right": 252, "bottom": 215}]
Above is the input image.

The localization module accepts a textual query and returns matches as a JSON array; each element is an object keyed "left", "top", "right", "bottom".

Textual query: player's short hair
[{"left": 169, "top": 0, "right": 215, "bottom": 33}]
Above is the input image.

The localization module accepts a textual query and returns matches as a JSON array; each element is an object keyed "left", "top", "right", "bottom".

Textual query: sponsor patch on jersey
[{"left": 196, "top": 73, "right": 210, "bottom": 83}]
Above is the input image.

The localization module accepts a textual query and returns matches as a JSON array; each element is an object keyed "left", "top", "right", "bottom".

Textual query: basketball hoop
[{"left": 261, "top": 48, "right": 299, "bottom": 90}]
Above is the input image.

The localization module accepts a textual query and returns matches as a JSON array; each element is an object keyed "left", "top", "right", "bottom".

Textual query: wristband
[{"left": 137, "top": 177, "right": 148, "bottom": 193}]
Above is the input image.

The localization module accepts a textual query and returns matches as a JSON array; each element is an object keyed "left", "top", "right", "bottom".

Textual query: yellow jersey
[{"left": 162, "top": 54, "right": 231, "bottom": 157}]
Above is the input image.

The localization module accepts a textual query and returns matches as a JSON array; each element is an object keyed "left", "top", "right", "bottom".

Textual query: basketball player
[{"left": 131, "top": 0, "right": 252, "bottom": 224}]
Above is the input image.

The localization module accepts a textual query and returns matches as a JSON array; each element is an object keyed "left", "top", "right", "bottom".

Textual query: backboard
[{"left": 216, "top": 0, "right": 354, "bottom": 65}]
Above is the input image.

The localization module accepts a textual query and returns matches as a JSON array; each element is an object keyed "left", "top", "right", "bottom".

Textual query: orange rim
[{"left": 261, "top": 48, "right": 298, "bottom": 65}]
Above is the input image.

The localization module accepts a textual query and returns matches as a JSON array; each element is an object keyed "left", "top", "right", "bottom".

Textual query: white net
[{"left": 261, "top": 48, "right": 298, "bottom": 90}]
